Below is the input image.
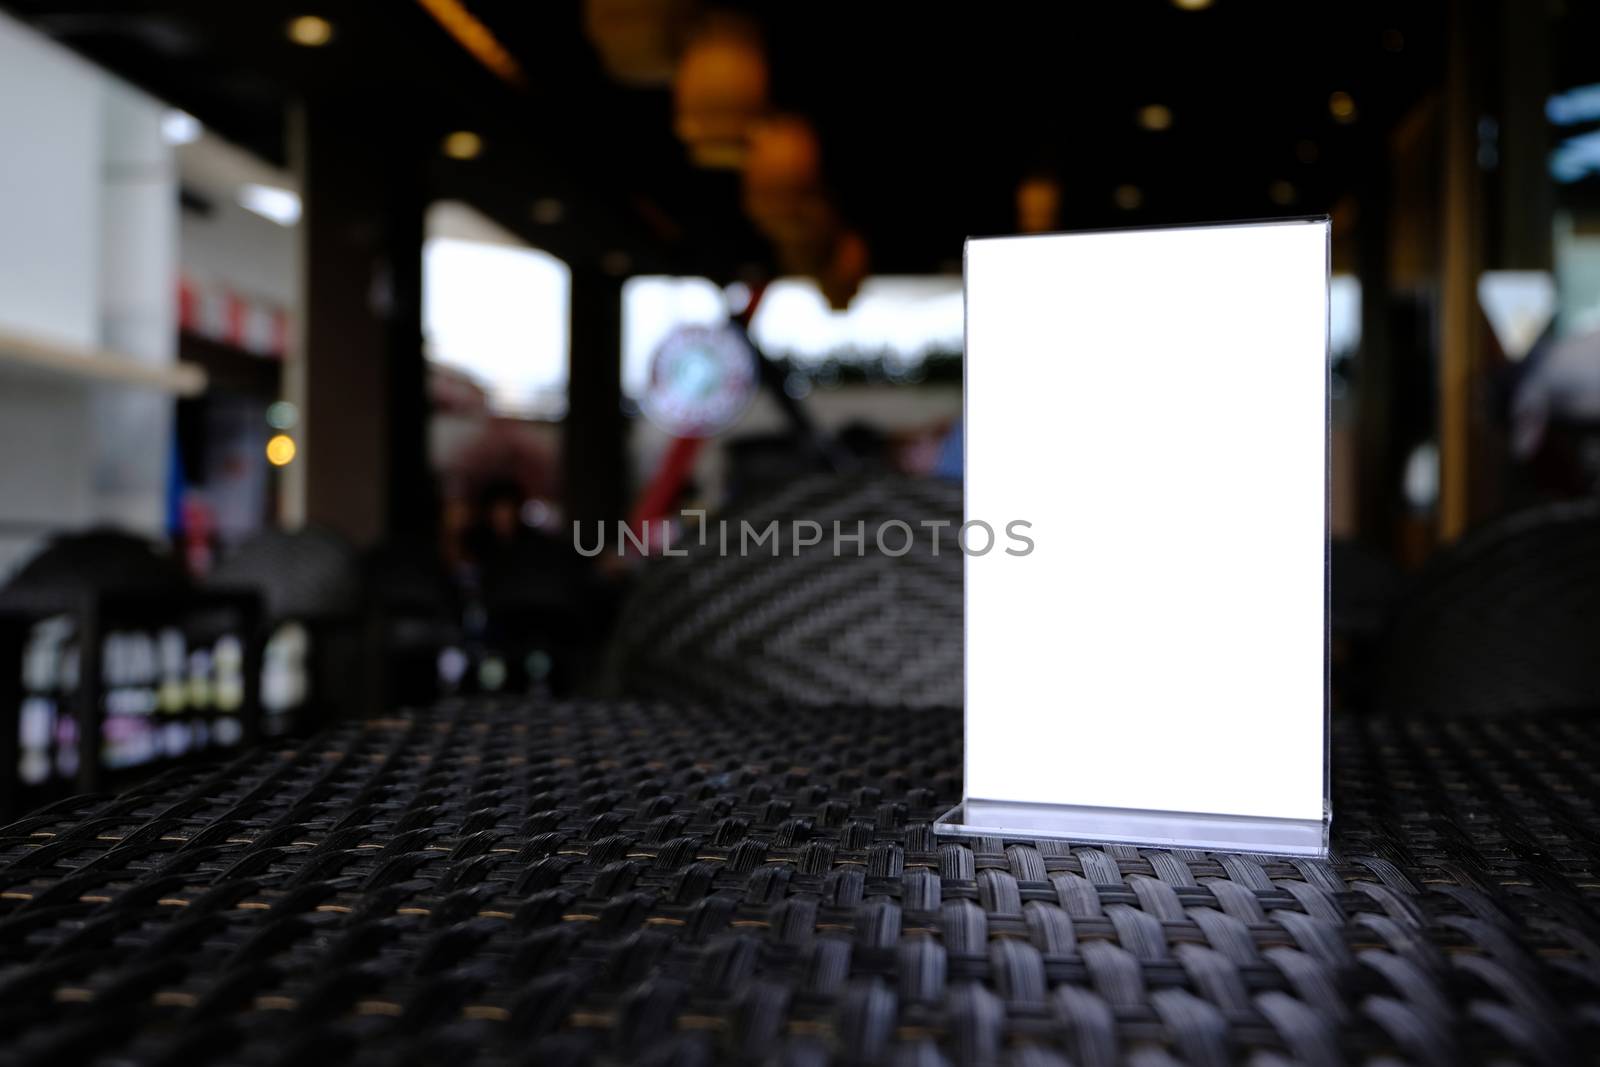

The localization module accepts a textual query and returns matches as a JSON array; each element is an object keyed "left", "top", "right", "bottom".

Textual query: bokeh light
[
  {"left": 265, "top": 434, "right": 297, "bottom": 467},
  {"left": 441, "top": 131, "right": 484, "bottom": 160},
  {"left": 266, "top": 401, "right": 298, "bottom": 430},
  {"left": 286, "top": 15, "right": 334, "bottom": 47}
]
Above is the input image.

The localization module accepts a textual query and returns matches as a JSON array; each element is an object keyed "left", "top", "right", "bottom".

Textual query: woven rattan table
[{"left": 0, "top": 699, "right": 1596, "bottom": 1066}]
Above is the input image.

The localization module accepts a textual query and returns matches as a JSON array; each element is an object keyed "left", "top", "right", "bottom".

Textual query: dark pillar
[
  {"left": 564, "top": 269, "right": 628, "bottom": 533},
  {"left": 1495, "top": 0, "right": 1554, "bottom": 272},
  {"left": 293, "top": 100, "right": 430, "bottom": 546},
  {"left": 1438, "top": 0, "right": 1487, "bottom": 541},
  {"left": 384, "top": 175, "right": 432, "bottom": 542},
  {"left": 1355, "top": 166, "right": 1396, "bottom": 548}
]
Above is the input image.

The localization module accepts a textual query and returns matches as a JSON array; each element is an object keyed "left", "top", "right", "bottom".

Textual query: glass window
[
  {"left": 621, "top": 274, "right": 965, "bottom": 399},
  {"left": 750, "top": 276, "right": 963, "bottom": 366},
  {"left": 423, "top": 219, "right": 570, "bottom": 418}
]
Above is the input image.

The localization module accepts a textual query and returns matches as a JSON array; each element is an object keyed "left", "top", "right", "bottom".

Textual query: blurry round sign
[{"left": 641, "top": 324, "right": 758, "bottom": 437}]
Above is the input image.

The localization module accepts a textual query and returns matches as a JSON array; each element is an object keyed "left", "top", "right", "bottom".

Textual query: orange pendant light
[
  {"left": 743, "top": 114, "right": 838, "bottom": 269},
  {"left": 773, "top": 208, "right": 841, "bottom": 275},
  {"left": 1016, "top": 174, "right": 1062, "bottom": 233},
  {"left": 820, "top": 230, "right": 869, "bottom": 311},
  {"left": 673, "top": 13, "right": 767, "bottom": 168},
  {"left": 584, "top": 0, "right": 697, "bottom": 87},
  {"left": 743, "top": 114, "right": 823, "bottom": 221}
]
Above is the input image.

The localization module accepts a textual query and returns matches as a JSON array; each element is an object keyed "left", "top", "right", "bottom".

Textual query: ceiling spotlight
[
  {"left": 1172, "top": 0, "right": 1214, "bottom": 9},
  {"left": 531, "top": 197, "right": 565, "bottom": 225},
  {"left": 1137, "top": 104, "right": 1173, "bottom": 131},
  {"left": 1295, "top": 139, "right": 1320, "bottom": 164},
  {"left": 160, "top": 109, "right": 201, "bottom": 146},
  {"left": 238, "top": 183, "right": 302, "bottom": 226},
  {"left": 1329, "top": 91, "right": 1358, "bottom": 124},
  {"left": 441, "top": 131, "right": 483, "bottom": 160},
  {"left": 286, "top": 15, "right": 334, "bottom": 47},
  {"left": 1113, "top": 184, "right": 1143, "bottom": 211},
  {"left": 1268, "top": 180, "right": 1298, "bottom": 207}
]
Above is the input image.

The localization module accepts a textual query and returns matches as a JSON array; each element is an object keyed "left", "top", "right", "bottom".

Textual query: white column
[{"left": 89, "top": 86, "right": 178, "bottom": 533}]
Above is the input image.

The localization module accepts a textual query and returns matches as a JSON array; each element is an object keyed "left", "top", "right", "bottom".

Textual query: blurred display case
[{"left": 0, "top": 586, "right": 262, "bottom": 816}]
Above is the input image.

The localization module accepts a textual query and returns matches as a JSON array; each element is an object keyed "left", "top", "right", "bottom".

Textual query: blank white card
[{"left": 962, "top": 219, "right": 1328, "bottom": 847}]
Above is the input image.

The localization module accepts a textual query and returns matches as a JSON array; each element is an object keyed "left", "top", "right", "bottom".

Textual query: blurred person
[
  {"left": 439, "top": 492, "right": 474, "bottom": 575},
  {"left": 461, "top": 479, "right": 618, "bottom": 696},
  {"left": 464, "top": 480, "right": 561, "bottom": 575},
  {"left": 1512, "top": 326, "right": 1600, "bottom": 497}
]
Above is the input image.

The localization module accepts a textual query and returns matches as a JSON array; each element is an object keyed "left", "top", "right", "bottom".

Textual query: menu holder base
[{"left": 932, "top": 798, "right": 1329, "bottom": 858}]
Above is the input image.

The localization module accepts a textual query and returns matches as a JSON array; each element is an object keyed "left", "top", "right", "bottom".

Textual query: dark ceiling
[{"left": 4, "top": 0, "right": 1449, "bottom": 278}]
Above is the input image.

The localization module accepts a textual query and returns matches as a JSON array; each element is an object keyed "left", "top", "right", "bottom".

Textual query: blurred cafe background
[{"left": 0, "top": 0, "right": 1598, "bottom": 812}]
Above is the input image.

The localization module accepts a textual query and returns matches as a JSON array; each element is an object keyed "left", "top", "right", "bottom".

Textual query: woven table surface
[{"left": 0, "top": 700, "right": 1596, "bottom": 1066}]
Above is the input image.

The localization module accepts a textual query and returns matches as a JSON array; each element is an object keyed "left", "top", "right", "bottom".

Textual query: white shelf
[{"left": 0, "top": 329, "right": 206, "bottom": 396}]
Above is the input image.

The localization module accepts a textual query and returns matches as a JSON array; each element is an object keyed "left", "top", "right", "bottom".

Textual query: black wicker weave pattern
[
  {"left": 606, "top": 475, "right": 963, "bottom": 708},
  {"left": 0, "top": 700, "right": 1596, "bottom": 1067},
  {"left": 1376, "top": 498, "right": 1600, "bottom": 717},
  {"left": 208, "top": 527, "right": 363, "bottom": 622}
]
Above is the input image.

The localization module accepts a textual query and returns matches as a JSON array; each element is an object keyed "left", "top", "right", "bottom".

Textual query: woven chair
[
  {"left": 605, "top": 473, "right": 963, "bottom": 707},
  {"left": 1375, "top": 497, "right": 1600, "bottom": 716},
  {"left": 208, "top": 527, "right": 365, "bottom": 730},
  {"left": 1330, "top": 539, "right": 1402, "bottom": 642},
  {"left": 0, "top": 696, "right": 1596, "bottom": 1065},
  {"left": 0, "top": 528, "right": 186, "bottom": 602},
  {"left": 1329, "top": 540, "right": 1403, "bottom": 711},
  {"left": 209, "top": 527, "right": 363, "bottom": 622},
  {"left": 365, "top": 539, "right": 457, "bottom": 617}
]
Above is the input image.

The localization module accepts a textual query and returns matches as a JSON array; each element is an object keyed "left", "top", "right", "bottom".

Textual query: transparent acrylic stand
[
  {"left": 933, "top": 799, "right": 1330, "bottom": 858},
  {"left": 944, "top": 218, "right": 1332, "bottom": 859}
]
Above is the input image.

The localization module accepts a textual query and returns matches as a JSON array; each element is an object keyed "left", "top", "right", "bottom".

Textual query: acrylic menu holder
[{"left": 936, "top": 218, "right": 1331, "bottom": 858}]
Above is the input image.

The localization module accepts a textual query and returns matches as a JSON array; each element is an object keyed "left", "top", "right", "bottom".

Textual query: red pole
[{"left": 624, "top": 282, "right": 769, "bottom": 549}]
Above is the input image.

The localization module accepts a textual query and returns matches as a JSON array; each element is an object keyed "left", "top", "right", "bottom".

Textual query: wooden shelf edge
[{"left": 0, "top": 329, "right": 207, "bottom": 397}]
